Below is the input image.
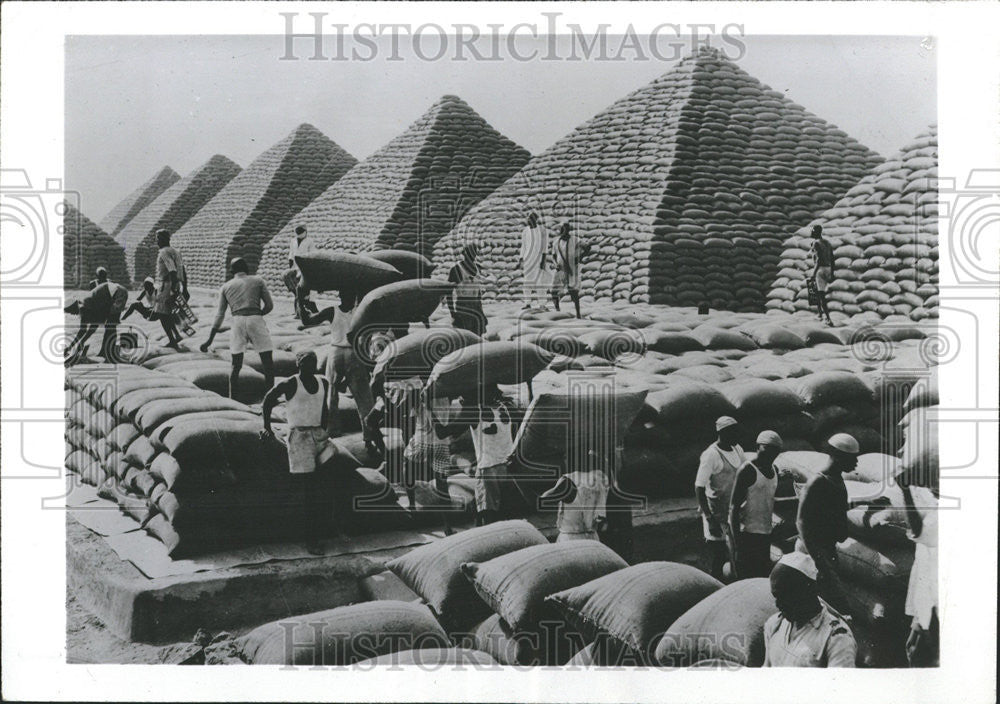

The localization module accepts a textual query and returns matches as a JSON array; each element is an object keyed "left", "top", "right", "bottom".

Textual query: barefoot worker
[
  {"left": 153, "top": 228, "right": 189, "bottom": 349},
  {"left": 550, "top": 222, "right": 591, "bottom": 319},
  {"left": 796, "top": 432, "right": 859, "bottom": 612},
  {"left": 261, "top": 350, "right": 335, "bottom": 548},
  {"left": 540, "top": 449, "right": 609, "bottom": 542},
  {"left": 729, "top": 430, "right": 782, "bottom": 579},
  {"left": 763, "top": 551, "right": 857, "bottom": 668},
  {"left": 447, "top": 244, "right": 486, "bottom": 336},
  {"left": 519, "top": 211, "right": 551, "bottom": 310},
  {"left": 694, "top": 416, "right": 746, "bottom": 581},
  {"left": 449, "top": 384, "right": 515, "bottom": 526},
  {"left": 122, "top": 277, "right": 156, "bottom": 321},
  {"left": 64, "top": 279, "right": 129, "bottom": 364},
  {"left": 300, "top": 289, "right": 376, "bottom": 450},
  {"left": 286, "top": 225, "right": 319, "bottom": 320},
  {"left": 200, "top": 257, "right": 275, "bottom": 398},
  {"left": 808, "top": 225, "right": 835, "bottom": 326}
]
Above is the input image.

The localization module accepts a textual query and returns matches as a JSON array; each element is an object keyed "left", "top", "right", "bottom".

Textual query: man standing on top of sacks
[
  {"left": 200, "top": 257, "right": 276, "bottom": 399},
  {"left": 809, "top": 225, "right": 835, "bottom": 326},
  {"left": 153, "top": 228, "right": 189, "bottom": 349},
  {"left": 519, "top": 211, "right": 551, "bottom": 310},
  {"left": 550, "top": 222, "right": 590, "bottom": 319},
  {"left": 695, "top": 416, "right": 747, "bottom": 580}
]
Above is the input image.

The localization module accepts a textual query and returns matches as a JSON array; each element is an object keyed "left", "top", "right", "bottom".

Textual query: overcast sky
[{"left": 66, "top": 34, "right": 936, "bottom": 222}]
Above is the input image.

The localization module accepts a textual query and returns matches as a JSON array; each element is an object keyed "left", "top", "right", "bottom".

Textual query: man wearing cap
[
  {"left": 87, "top": 266, "right": 109, "bottom": 291},
  {"left": 796, "top": 433, "right": 859, "bottom": 611},
  {"left": 200, "top": 257, "right": 275, "bottom": 399},
  {"left": 764, "top": 551, "right": 857, "bottom": 667},
  {"left": 261, "top": 350, "right": 338, "bottom": 549},
  {"left": 729, "top": 430, "right": 782, "bottom": 579},
  {"left": 695, "top": 416, "right": 747, "bottom": 580}
]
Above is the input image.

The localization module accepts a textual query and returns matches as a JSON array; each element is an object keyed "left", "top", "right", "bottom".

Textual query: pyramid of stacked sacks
[
  {"left": 121, "top": 154, "right": 242, "bottom": 281},
  {"left": 767, "top": 125, "right": 938, "bottom": 320},
  {"left": 257, "top": 96, "right": 530, "bottom": 290},
  {"left": 172, "top": 124, "right": 356, "bottom": 288},
  {"left": 103, "top": 166, "right": 180, "bottom": 241},
  {"left": 434, "top": 47, "right": 882, "bottom": 311},
  {"left": 63, "top": 201, "right": 129, "bottom": 289}
]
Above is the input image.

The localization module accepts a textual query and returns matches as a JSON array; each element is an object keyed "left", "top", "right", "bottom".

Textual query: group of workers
[
  {"left": 696, "top": 415, "right": 939, "bottom": 667},
  {"left": 68, "top": 220, "right": 935, "bottom": 668}
]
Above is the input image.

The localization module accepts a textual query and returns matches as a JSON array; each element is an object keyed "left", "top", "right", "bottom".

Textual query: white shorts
[{"left": 230, "top": 315, "right": 273, "bottom": 354}]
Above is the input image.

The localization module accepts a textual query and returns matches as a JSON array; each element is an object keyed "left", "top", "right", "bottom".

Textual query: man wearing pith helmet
[
  {"left": 796, "top": 432, "right": 860, "bottom": 612},
  {"left": 695, "top": 416, "right": 747, "bottom": 580}
]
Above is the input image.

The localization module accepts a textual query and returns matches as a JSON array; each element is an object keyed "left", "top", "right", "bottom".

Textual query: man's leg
[
  {"left": 708, "top": 540, "right": 727, "bottom": 581},
  {"left": 259, "top": 350, "right": 275, "bottom": 390},
  {"left": 346, "top": 353, "right": 376, "bottom": 449},
  {"left": 550, "top": 289, "right": 561, "bottom": 311},
  {"left": 99, "top": 321, "right": 119, "bottom": 361},
  {"left": 229, "top": 353, "right": 244, "bottom": 400},
  {"left": 66, "top": 323, "right": 97, "bottom": 362},
  {"left": 818, "top": 291, "right": 833, "bottom": 324},
  {"left": 326, "top": 347, "right": 343, "bottom": 437},
  {"left": 569, "top": 289, "right": 582, "bottom": 319}
]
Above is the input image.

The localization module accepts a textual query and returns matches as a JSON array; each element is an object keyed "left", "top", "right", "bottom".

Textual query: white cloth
[
  {"left": 552, "top": 235, "right": 582, "bottom": 291},
  {"left": 287, "top": 426, "right": 334, "bottom": 474},
  {"left": 695, "top": 442, "right": 746, "bottom": 540},
  {"left": 329, "top": 307, "right": 353, "bottom": 348},
  {"left": 405, "top": 398, "right": 452, "bottom": 455},
  {"left": 471, "top": 406, "right": 514, "bottom": 470},
  {"left": 905, "top": 486, "right": 939, "bottom": 629},
  {"left": 738, "top": 461, "right": 778, "bottom": 535},
  {"left": 521, "top": 224, "right": 550, "bottom": 283},
  {"left": 763, "top": 605, "right": 856, "bottom": 668},
  {"left": 230, "top": 315, "right": 273, "bottom": 354},
  {"left": 285, "top": 376, "right": 326, "bottom": 428},
  {"left": 556, "top": 470, "right": 608, "bottom": 539},
  {"left": 289, "top": 236, "right": 316, "bottom": 274}
]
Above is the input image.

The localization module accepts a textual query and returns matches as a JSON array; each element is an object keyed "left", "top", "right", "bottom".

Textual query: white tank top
[
  {"left": 285, "top": 376, "right": 325, "bottom": 428},
  {"left": 329, "top": 308, "right": 352, "bottom": 348},
  {"left": 741, "top": 462, "right": 778, "bottom": 535},
  {"left": 557, "top": 470, "right": 609, "bottom": 536},
  {"left": 471, "top": 406, "right": 514, "bottom": 469}
]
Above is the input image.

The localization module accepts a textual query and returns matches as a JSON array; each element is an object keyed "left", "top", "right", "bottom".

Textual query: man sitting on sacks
[
  {"left": 260, "top": 350, "right": 345, "bottom": 548},
  {"left": 200, "top": 257, "right": 276, "bottom": 399},
  {"left": 64, "top": 278, "right": 129, "bottom": 364},
  {"left": 763, "top": 551, "right": 857, "bottom": 667},
  {"left": 796, "top": 432, "right": 859, "bottom": 614}
]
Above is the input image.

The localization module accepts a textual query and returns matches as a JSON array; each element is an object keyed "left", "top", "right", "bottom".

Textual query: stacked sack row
[
  {"left": 257, "top": 96, "right": 531, "bottom": 290},
  {"left": 172, "top": 124, "right": 357, "bottom": 288},
  {"left": 63, "top": 201, "right": 130, "bottom": 289},
  {"left": 103, "top": 166, "right": 180, "bottom": 241},
  {"left": 433, "top": 47, "right": 881, "bottom": 310},
  {"left": 236, "top": 519, "right": 851, "bottom": 668},
  {"left": 487, "top": 306, "right": 934, "bottom": 497},
  {"left": 119, "top": 155, "right": 242, "bottom": 281},
  {"left": 767, "top": 125, "right": 938, "bottom": 320},
  {"left": 64, "top": 363, "right": 399, "bottom": 556}
]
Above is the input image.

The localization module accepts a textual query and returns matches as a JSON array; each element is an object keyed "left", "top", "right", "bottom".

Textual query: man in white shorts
[{"left": 200, "top": 257, "right": 275, "bottom": 399}]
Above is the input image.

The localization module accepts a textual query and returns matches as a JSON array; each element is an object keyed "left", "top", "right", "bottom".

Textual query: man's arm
[
  {"left": 260, "top": 281, "right": 274, "bottom": 316},
  {"left": 729, "top": 465, "right": 754, "bottom": 536},
  {"left": 300, "top": 305, "right": 336, "bottom": 328},
  {"left": 261, "top": 378, "right": 295, "bottom": 435},
  {"left": 201, "top": 290, "right": 229, "bottom": 351},
  {"left": 540, "top": 475, "right": 576, "bottom": 508},
  {"left": 319, "top": 378, "right": 330, "bottom": 430}
]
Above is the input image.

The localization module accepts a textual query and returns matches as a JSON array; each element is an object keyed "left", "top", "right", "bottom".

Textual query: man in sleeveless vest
[
  {"left": 764, "top": 551, "right": 857, "bottom": 667},
  {"left": 729, "top": 430, "right": 782, "bottom": 579},
  {"left": 694, "top": 416, "right": 747, "bottom": 580},
  {"left": 540, "top": 449, "right": 609, "bottom": 542}
]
